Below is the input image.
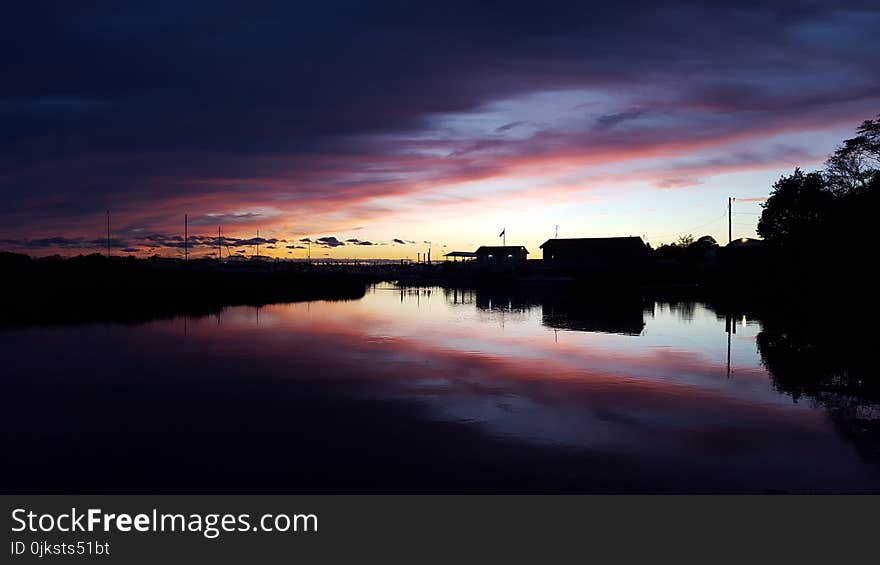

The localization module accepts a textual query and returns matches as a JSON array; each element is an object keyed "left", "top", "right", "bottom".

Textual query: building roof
[
  {"left": 725, "top": 237, "right": 764, "bottom": 248},
  {"left": 443, "top": 251, "right": 478, "bottom": 257},
  {"left": 474, "top": 245, "right": 529, "bottom": 255},
  {"left": 540, "top": 237, "right": 646, "bottom": 251}
]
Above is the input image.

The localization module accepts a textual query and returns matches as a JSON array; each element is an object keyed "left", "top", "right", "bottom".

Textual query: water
[{"left": 3, "top": 283, "right": 879, "bottom": 492}]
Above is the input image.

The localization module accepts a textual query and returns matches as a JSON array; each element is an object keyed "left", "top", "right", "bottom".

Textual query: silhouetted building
[
  {"left": 474, "top": 246, "right": 529, "bottom": 267},
  {"left": 539, "top": 237, "right": 650, "bottom": 277}
]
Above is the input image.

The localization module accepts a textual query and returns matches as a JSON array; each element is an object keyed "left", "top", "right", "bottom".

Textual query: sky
[{"left": 2, "top": 1, "right": 879, "bottom": 259}]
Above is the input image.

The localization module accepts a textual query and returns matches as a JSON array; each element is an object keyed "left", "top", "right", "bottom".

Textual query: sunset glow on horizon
[{"left": 2, "top": 1, "right": 878, "bottom": 259}]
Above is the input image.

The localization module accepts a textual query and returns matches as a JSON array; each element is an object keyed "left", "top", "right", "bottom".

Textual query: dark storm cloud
[
  {"left": 392, "top": 239, "right": 407, "bottom": 245},
  {"left": 595, "top": 109, "right": 646, "bottom": 131},
  {"left": 234, "top": 237, "right": 278, "bottom": 247},
  {"left": 494, "top": 121, "right": 528, "bottom": 134},
  {"left": 0, "top": 236, "right": 123, "bottom": 250},
  {"left": 316, "top": 236, "right": 345, "bottom": 248},
  {"left": 15, "top": 237, "right": 87, "bottom": 249},
  {"left": 345, "top": 238, "right": 377, "bottom": 245},
  {"left": 190, "top": 212, "right": 265, "bottom": 226},
  {"left": 1, "top": 1, "right": 879, "bottom": 237},
  {"left": 87, "top": 238, "right": 128, "bottom": 248},
  {"left": 132, "top": 233, "right": 278, "bottom": 250}
]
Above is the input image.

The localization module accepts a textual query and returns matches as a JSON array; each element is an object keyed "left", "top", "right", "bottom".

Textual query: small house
[
  {"left": 474, "top": 246, "right": 529, "bottom": 267},
  {"left": 539, "top": 237, "right": 649, "bottom": 277}
]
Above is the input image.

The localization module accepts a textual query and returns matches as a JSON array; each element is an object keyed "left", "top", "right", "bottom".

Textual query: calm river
[{"left": 3, "top": 282, "right": 878, "bottom": 492}]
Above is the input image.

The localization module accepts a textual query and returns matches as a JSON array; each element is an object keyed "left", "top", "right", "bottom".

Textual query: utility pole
[
  {"left": 184, "top": 214, "right": 188, "bottom": 261},
  {"left": 555, "top": 225, "right": 559, "bottom": 239},
  {"left": 728, "top": 197, "right": 735, "bottom": 244},
  {"left": 106, "top": 209, "right": 111, "bottom": 258}
]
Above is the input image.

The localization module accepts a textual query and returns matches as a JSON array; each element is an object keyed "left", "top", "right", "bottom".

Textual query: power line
[{"left": 646, "top": 212, "right": 727, "bottom": 240}]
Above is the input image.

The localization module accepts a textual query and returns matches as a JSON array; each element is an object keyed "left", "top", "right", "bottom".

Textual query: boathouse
[
  {"left": 474, "top": 246, "right": 529, "bottom": 266},
  {"left": 539, "top": 237, "right": 649, "bottom": 276}
]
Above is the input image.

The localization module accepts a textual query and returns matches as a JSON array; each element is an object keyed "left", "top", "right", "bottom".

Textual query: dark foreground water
[{"left": 3, "top": 283, "right": 879, "bottom": 492}]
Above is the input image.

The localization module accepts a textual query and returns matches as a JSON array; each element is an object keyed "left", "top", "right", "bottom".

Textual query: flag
[{"left": 499, "top": 228, "right": 505, "bottom": 238}]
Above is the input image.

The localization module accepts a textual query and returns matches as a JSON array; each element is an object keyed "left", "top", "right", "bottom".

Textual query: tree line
[{"left": 757, "top": 115, "right": 879, "bottom": 299}]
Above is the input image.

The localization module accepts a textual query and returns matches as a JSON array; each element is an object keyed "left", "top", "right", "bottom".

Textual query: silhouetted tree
[
  {"left": 753, "top": 115, "right": 880, "bottom": 300},
  {"left": 651, "top": 234, "right": 720, "bottom": 284},
  {"left": 757, "top": 169, "right": 833, "bottom": 245},
  {"left": 825, "top": 115, "right": 880, "bottom": 195},
  {"left": 676, "top": 234, "right": 694, "bottom": 247},
  {"left": 692, "top": 235, "right": 717, "bottom": 249}
]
